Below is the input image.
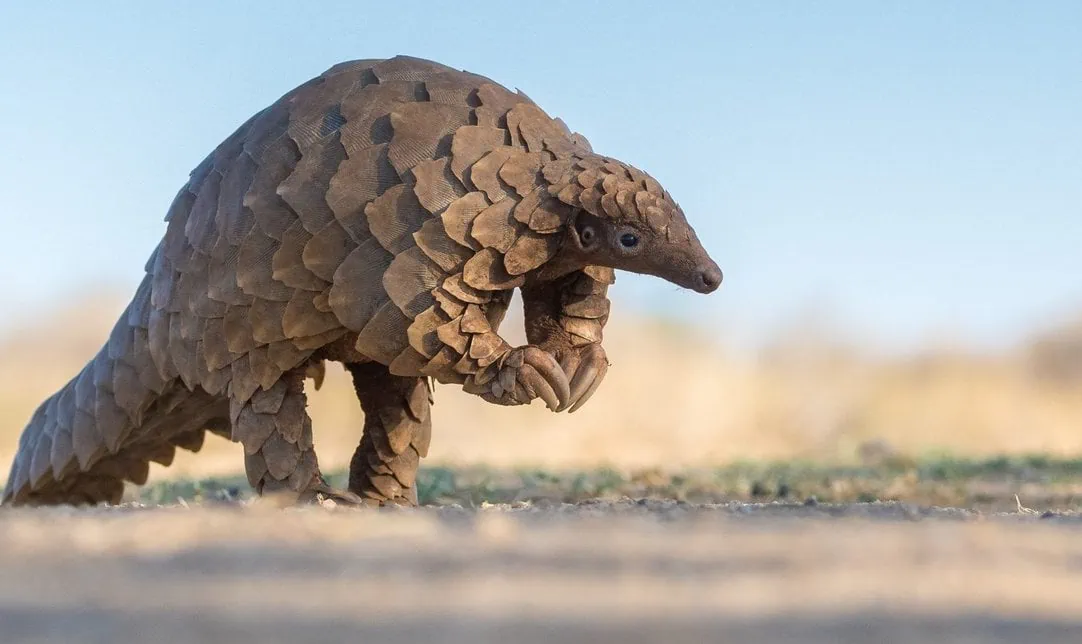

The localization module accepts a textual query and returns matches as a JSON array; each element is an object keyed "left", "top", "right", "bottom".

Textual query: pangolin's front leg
[
  {"left": 419, "top": 281, "right": 572, "bottom": 411},
  {"left": 521, "top": 267, "right": 614, "bottom": 412},
  {"left": 344, "top": 362, "right": 431, "bottom": 506},
  {"left": 232, "top": 368, "right": 361, "bottom": 505}
]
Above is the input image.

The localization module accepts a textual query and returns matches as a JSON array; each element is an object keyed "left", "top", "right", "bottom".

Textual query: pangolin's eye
[
  {"left": 619, "top": 233, "right": 639, "bottom": 248},
  {"left": 580, "top": 226, "right": 596, "bottom": 244}
]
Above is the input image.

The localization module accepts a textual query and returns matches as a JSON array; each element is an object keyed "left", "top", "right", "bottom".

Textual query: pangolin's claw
[
  {"left": 471, "top": 346, "right": 570, "bottom": 410},
  {"left": 521, "top": 347, "right": 570, "bottom": 411},
  {"left": 568, "top": 367, "right": 606, "bottom": 413},
  {"left": 518, "top": 364, "right": 562, "bottom": 411},
  {"left": 304, "top": 361, "right": 326, "bottom": 391},
  {"left": 558, "top": 344, "right": 609, "bottom": 413}
]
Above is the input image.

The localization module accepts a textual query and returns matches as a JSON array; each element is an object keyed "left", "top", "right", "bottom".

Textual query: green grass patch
[{"left": 94, "top": 454, "right": 1082, "bottom": 513}]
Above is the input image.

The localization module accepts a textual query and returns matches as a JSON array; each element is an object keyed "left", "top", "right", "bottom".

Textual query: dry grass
[{"left": 2, "top": 292, "right": 1082, "bottom": 483}]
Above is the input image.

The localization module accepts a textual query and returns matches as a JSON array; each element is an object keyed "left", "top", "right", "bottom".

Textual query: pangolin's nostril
[{"left": 698, "top": 265, "right": 722, "bottom": 293}]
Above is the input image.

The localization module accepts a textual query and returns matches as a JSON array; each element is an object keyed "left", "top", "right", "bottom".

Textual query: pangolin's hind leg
[
  {"left": 232, "top": 368, "right": 361, "bottom": 505},
  {"left": 345, "top": 362, "right": 432, "bottom": 506}
]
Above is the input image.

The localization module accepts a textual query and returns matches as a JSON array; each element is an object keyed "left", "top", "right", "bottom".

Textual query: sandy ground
[{"left": 3, "top": 500, "right": 1082, "bottom": 643}]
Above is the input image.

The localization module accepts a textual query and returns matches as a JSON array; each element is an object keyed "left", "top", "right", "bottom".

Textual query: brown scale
[{"left": 2, "top": 55, "right": 721, "bottom": 508}]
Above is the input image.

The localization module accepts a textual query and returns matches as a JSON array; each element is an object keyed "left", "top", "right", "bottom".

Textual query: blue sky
[{"left": 1, "top": 2, "right": 1079, "bottom": 352}]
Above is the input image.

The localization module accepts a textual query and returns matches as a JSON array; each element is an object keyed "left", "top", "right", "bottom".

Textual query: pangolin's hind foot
[
  {"left": 345, "top": 362, "right": 432, "bottom": 507},
  {"left": 251, "top": 478, "right": 370, "bottom": 509},
  {"left": 233, "top": 369, "right": 324, "bottom": 503},
  {"left": 294, "top": 483, "right": 368, "bottom": 507}
]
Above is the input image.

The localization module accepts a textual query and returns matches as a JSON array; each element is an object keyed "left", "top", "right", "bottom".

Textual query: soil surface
[{"left": 3, "top": 499, "right": 1082, "bottom": 644}]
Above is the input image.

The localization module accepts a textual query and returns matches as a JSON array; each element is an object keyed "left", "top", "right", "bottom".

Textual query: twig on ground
[{"left": 1014, "top": 494, "right": 1038, "bottom": 516}]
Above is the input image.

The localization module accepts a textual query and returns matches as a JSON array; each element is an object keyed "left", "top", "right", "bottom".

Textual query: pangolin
[{"left": 2, "top": 56, "right": 722, "bottom": 507}]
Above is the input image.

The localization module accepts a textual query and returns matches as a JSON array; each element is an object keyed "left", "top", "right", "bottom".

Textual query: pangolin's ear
[{"left": 571, "top": 211, "right": 603, "bottom": 252}]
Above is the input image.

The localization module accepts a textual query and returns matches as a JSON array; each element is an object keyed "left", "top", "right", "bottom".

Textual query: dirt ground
[{"left": 3, "top": 499, "right": 1082, "bottom": 644}]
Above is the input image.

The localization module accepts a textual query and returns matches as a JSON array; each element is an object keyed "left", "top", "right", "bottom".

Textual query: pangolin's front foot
[
  {"left": 557, "top": 343, "right": 610, "bottom": 413},
  {"left": 466, "top": 346, "right": 571, "bottom": 411}
]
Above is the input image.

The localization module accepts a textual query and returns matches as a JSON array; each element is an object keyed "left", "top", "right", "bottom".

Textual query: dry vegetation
[
  {"left": 6, "top": 294, "right": 1082, "bottom": 487},
  {"left": 2, "top": 292, "right": 1081, "bottom": 484}
]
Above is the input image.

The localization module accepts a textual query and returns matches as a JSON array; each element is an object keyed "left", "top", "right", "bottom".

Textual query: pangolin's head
[{"left": 545, "top": 155, "right": 722, "bottom": 294}]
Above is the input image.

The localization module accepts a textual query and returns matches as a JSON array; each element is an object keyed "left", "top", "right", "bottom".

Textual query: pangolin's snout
[
  {"left": 693, "top": 261, "right": 723, "bottom": 294},
  {"left": 696, "top": 261, "right": 722, "bottom": 292},
  {"left": 647, "top": 250, "right": 723, "bottom": 294}
]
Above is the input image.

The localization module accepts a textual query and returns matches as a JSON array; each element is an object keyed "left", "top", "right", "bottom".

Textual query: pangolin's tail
[{"left": 2, "top": 275, "right": 229, "bottom": 506}]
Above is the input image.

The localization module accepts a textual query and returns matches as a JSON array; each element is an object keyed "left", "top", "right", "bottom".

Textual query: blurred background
[{"left": 0, "top": 2, "right": 1079, "bottom": 481}]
